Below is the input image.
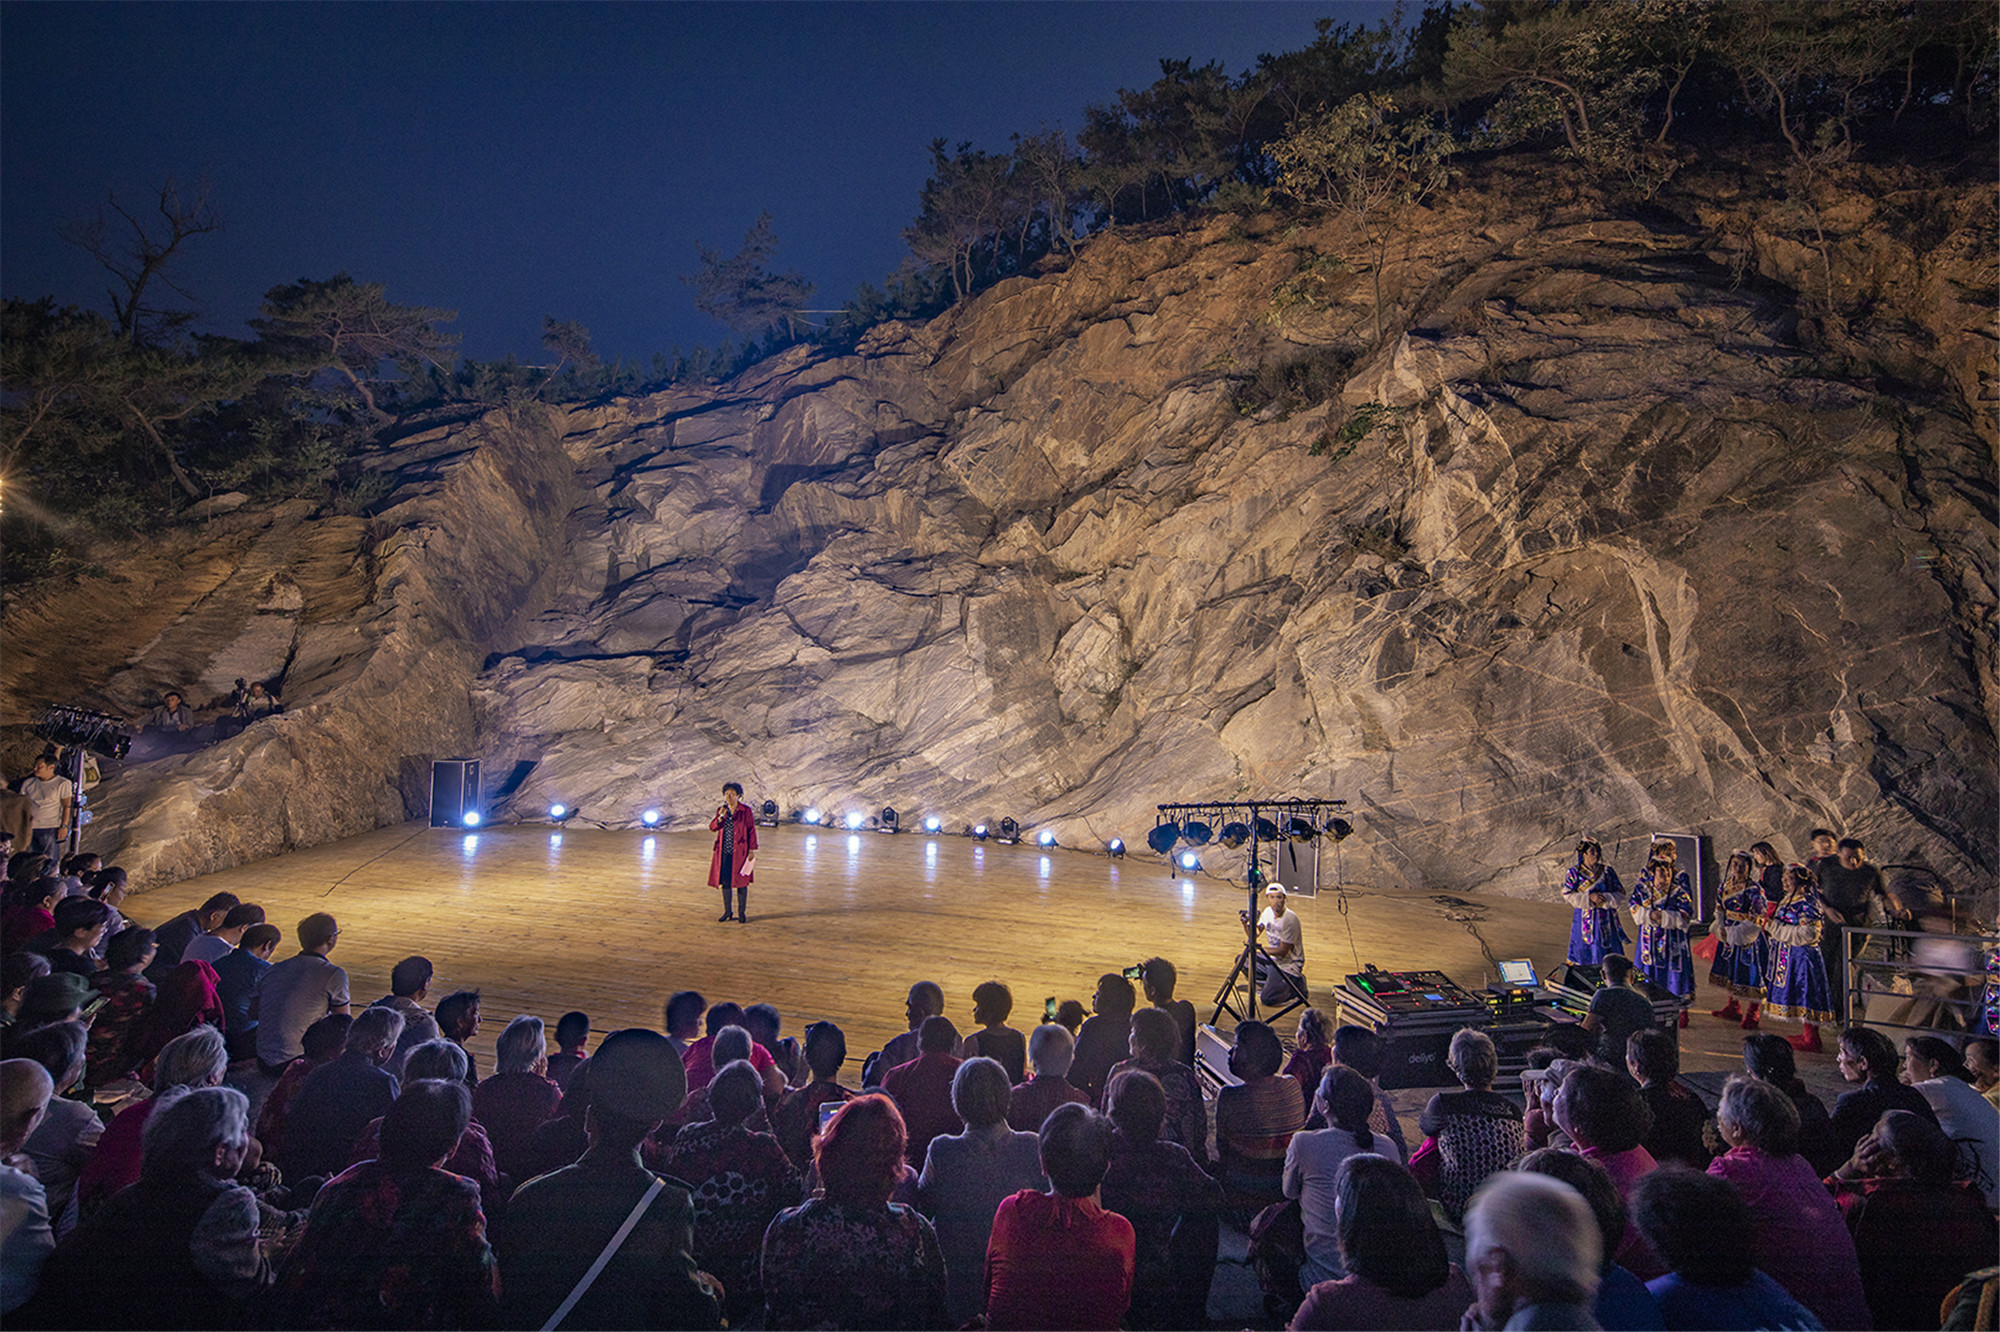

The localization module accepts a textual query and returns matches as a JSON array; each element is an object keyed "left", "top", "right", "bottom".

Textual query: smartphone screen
[{"left": 1043, "top": 997, "right": 1057, "bottom": 1022}]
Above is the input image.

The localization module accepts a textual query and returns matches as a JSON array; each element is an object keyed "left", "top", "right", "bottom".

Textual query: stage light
[
  {"left": 641, "top": 809, "right": 662, "bottom": 827},
  {"left": 1037, "top": 829, "right": 1056, "bottom": 847},
  {"left": 1178, "top": 850, "right": 1201, "bottom": 871},
  {"left": 1145, "top": 824, "right": 1179, "bottom": 855},
  {"left": 1284, "top": 816, "right": 1317, "bottom": 840},
  {"left": 550, "top": 803, "right": 581, "bottom": 824},
  {"left": 802, "top": 807, "right": 823, "bottom": 825},
  {"left": 1108, "top": 838, "right": 1125, "bottom": 858},
  {"left": 845, "top": 811, "right": 866, "bottom": 830},
  {"left": 757, "top": 799, "right": 779, "bottom": 826},
  {"left": 1327, "top": 817, "right": 1353, "bottom": 841},
  {"left": 1182, "top": 819, "right": 1213, "bottom": 847},
  {"left": 1254, "top": 816, "right": 1280, "bottom": 841},
  {"left": 973, "top": 823, "right": 990, "bottom": 840},
  {"left": 462, "top": 810, "right": 482, "bottom": 828},
  {"left": 997, "top": 817, "right": 1020, "bottom": 844},
  {"left": 923, "top": 815, "right": 943, "bottom": 833},
  {"left": 1219, "top": 820, "right": 1251, "bottom": 848},
  {"left": 878, "top": 806, "right": 900, "bottom": 832}
]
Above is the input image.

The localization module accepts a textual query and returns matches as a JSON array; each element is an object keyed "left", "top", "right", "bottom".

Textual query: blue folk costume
[
  {"left": 1562, "top": 862, "right": 1629, "bottom": 965},
  {"left": 1709, "top": 877, "right": 1770, "bottom": 1000},
  {"left": 1630, "top": 865, "right": 1696, "bottom": 1001},
  {"left": 1765, "top": 880, "right": 1835, "bottom": 1023}
]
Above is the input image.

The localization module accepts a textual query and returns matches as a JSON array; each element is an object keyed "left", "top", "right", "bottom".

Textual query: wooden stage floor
[{"left": 126, "top": 821, "right": 1807, "bottom": 1086}]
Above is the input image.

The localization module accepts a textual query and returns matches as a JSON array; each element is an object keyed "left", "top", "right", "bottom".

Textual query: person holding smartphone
[{"left": 709, "top": 781, "right": 758, "bottom": 923}]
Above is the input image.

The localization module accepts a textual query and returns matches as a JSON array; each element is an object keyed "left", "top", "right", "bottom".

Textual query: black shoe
[
  {"left": 718, "top": 910, "right": 734, "bottom": 922},
  {"left": 736, "top": 911, "right": 748, "bottom": 923}
]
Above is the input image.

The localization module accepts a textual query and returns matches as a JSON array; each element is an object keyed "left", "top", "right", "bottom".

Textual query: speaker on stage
[{"left": 429, "top": 759, "right": 481, "bottom": 827}]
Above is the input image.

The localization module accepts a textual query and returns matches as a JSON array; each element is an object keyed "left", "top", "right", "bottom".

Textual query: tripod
[{"left": 1210, "top": 825, "right": 1309, "bottom": 1027}]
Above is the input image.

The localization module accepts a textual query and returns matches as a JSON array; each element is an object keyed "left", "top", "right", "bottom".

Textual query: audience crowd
[{"left": 0, "top": 849, "right": 1995, "bottom": 1331}]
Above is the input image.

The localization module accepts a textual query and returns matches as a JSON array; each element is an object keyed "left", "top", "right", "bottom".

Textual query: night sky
[{"left": 3, "top": 2, "right": 1391, "bottom": 363}]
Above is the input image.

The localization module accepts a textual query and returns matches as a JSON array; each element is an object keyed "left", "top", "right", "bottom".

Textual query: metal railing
[{"left": 1841, "top": 924, "right": 1997, "bottom": 1037}]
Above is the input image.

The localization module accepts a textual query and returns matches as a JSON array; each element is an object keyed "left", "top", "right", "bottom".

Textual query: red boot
[
  {"left": 1677, "top": 1008, "right": 1690, "bottom": 1029},
  {"left": 1740, "top": 1002, "right": 1761, "bottom": 1030},
  {"left": 1787, "top": 1022, "right": 1822, "bottom": 1053},
  {"left": 1712, "top": 999, "right": 1742, "bottom": 1021}
]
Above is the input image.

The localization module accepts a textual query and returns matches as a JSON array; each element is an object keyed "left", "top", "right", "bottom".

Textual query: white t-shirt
[
  {"left": 20, "top": 775, "right": 73, "bottom": 830},
  {"left": 254, "top": 952, "right": 350, "bottom": 1065},
  {"left": 1260, "top": 906, "right": 1305, "bottom": 974}
]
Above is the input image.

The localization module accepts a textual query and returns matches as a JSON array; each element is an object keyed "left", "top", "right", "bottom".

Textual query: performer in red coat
[{"left": 709, "top": 781, "right": 758, "bottom": 923}]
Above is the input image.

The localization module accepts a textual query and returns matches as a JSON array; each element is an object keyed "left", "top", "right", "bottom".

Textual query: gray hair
[
  {"left": 1449, "top": 1027, "right": 1499, "bottom": 1089},
  {"left": 951, "top": 1056, "right": 1013, "bottom": 1129},
  {"left": 709, "top": 1059, "right": 763, "bottom": 1125},
  {"left": 712, "top": 1024, "right": 753, "bottom": 1066},
  {"left": 402, "top": 1038, "right": 470, "bottom": 1083},
  {"left": 1465, "top": 1171, "right": 1602, "bottom": 1305},
  {"left": 349, "top": 1005, "right": 405, "bottom": 1060},
  {"left": 1716, "top": 1072, "right": 1801, "bottom": 1154},
  {"left": 142, "top": 1085, "right": 249, "bottom": 1179},
  {"left": 154, "top": 1025, "right": 228, "bottom": 1091},
  {"left": 1027, "top": 1023, "right": 1075, "bottom": 1077},
  {"left": 495, "top": 1015, "right": 546, "bottom": 1075}
]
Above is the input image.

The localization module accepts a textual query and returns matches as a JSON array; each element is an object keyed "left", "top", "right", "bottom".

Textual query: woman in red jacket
[{"left": 710, "top": 781, "right": 758, "bottom": 923}]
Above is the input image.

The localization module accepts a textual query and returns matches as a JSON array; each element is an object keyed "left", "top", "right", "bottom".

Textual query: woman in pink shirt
[{"left": 984, "top": 1103, "right": 1135, "bottom": 1330}]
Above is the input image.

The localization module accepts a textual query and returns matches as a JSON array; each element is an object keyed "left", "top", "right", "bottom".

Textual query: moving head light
[{"left": 36, "top": 705, "right": 133, "bottom": 761}]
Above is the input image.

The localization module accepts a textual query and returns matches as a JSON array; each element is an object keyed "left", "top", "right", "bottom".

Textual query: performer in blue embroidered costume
[
  {"left": 1764, "top": 862, "right": 1835, "bottom": 1052},
  {"left": 1629, "top": 838, "right": 1695, "bottom": 1026},
  {"left": 1562, "top": 837, "right": 1628, "bottom": 966},
  {"left": 1708, "top": 850, "right": 1769, "bottom": 1028}
]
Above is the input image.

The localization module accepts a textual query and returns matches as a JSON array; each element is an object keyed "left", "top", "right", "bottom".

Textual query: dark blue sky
[{"left": 3, "top": 2, "right": 1392, "bottom": 363}]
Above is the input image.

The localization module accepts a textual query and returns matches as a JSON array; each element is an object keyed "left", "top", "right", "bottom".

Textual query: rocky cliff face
[{"left": 7, "top": 155, "right": 1993, "bottom": 900}]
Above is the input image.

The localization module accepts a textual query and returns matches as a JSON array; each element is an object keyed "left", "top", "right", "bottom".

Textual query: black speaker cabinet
[{"left": 429, "top": 759, "right": 481, "bottom": 827}]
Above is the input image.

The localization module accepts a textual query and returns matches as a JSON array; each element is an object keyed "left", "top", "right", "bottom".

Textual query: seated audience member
[
  {"left": 253, "top": 912, "right": 350, "bottom": 1076},
  {"left": 83, "top": 868, "right": 130, "bottom": 967},
  {"left": 1141, "top": 956, "right": 1198, "bottom": 1067},
  {"left": 144, "top": 891, "right": 239, "bottom": 982},
  {"left": 1105, "top": 1006, "right": 1207, "bottom": 1158},
  {"left": 916, "top": 1056, "right": 1046, "bottom": 1326},
  {"left": 82, "top": 927, "right": 155, "bottom": 1088},
  {"left": 11, "top": 1024, "right": 99, "bottom": 1239},
  {"left": 281, "top": 1004, "right": 403, "bottom": 1182},
  {"left": 1741, "top": 1032, "right": 1844, "bottom": 1177},
  {"left": 1966, "top": 1036, "right": 1999, "bottom": 1100},
  {"left": 742, "top": 1002, "right": 802, "bottom": 1090},
  {"left": 2, "top": 951, "right": 52, "bottom": 1033},
  {"left": 1288, "top": 1067, "right": 1404, "bottom": 1287},
  {"left": 271, "top": 1078, "right": 499, "bottom": 1329},
  {"left": 28, "top": 898, "right": 113, "bottom": 976},
  {"left": 1828, "top": 1025, "right": 1936, "bottom": 1164},
  {"left": 255, "top": 1013, "right": 351, "bottom": 1169},
  {"left": 1555, "top": 1065, "right": 1659, "bottom": 1204},
  {"left": 1007, "top": 1022, "right": 1090, "bottom": 1133},
  {"left": 6, "top": 973, "right": 91, "bottom": 1047},
  {"left": 1283, "top": 1007, "right": 1336, "bottom": 1095},
  {"left": 961, "top": 980, "right": 1027, "bottom": 1084},
  {"left": 1631, "top": 1166, "right": 1824, "bottom": 1331},
  {"left": 546, "top": 1009, "right": 590, "bottom": 1090},
  {"left": 663, "top": 988, "right": 704, "bottom": 1056},
  {"left": 1830, "top": 1109, "right": 1997, "bottom": 1332},
  {"left": 1418, "top": 1027, "right": 1524, "bottom": 1221},
  {"left": 53, "top": 853, "right": 97, "bottom": 902},
  {"left": 1705, "top": 1073, "right": 1870, "bottom": 1332},
  {"left": 1290, "top": 1153, "right": 1475, "bottom": 1332},
  {"left": 180, "top": 903, "right": 263, "bottom": 968},
  {"left": 369, "top": 955, "right": 442, "bottom": 1080},
  {"left": 74, "top": 1025, "right": 231, "bottom": 1216},
  {"left": 1517, "top": 1148, "right": 1664, "bottom": 1331},
  {"left": 1522, "top": 1056, "right": 1586, "bottom": 1153},
  {"left": 126, "top": 958, "right": 224, "bottom": 1081},
  {"left": 432, "top": 989, "right": 481, "bottom": 1084},
  {"left": 472, "top": 1014, "right": 563, "bottom": 1182},
  {"left": 677, "top": 1025, "right": 770, "bottom": 1131},
  {"left": 682, "top": 1001, "right": 783, "bottom": 1099},
  {"left": 864, "top": 981, "right": 947, "bottom": 1087},
  {"left": 1055, "top": 998, "right": 1087, "bottom": 1035},
  {"left": 1903, "top": 1033, "right": 2000, "bottom": 1209},
  {"left": 30, "top": 1086, "right": 273, "bottom": 1327},
  {"left": 1584, "top": 954, "right": 1657, "bottom": 1064},
  {"left": 883, "top": 1013, "right": 964, "bottom": 1167},
  {"left": 1100, "top": 1068, "right": 1222, "bottom": 1331},
  {"left": 1070, "top": 973, "right": 1136, "bottom": 1105},
  {"left": 497, "top": 1029, "right": 723, "bottom": 1329},
  {"left": 1628, "top": 1028, "right": 1712, "bottom": 1169},
  {"left": 761, "top": 1093, "right": 948, "bottom": 1330},
  {"left": 984, "top": 1103, "right": 1135, "bottom": 1330},
  {"left": 0, "top": 1060, "right": 55, "bottom": 1314},
  {"left": 662, "top": 1059, "right": 800, "bottom": 1325},
  {"left": 212, "top": 922, "right": 280, "bottom": 1062},
  {"left": 348, "top": 1039, "right": 503, "bottom": 1219},
  {"left": 1331, "top": 1023, "right": 1409, "bottom": 1156},
  {"left": 1462, "top": 1170, "right": 1604, "bottom": 1331},
  {"left": 518, "top": 1056, "right": 591, "bottom": 1183},
  {"left": 2, "top": 878, "right": 60, "bottom": 950},
  {"left": 770, "top": 1019, "right": 854, "bottom": 1171},
  {"left": 1214, "top": 1018, "right": 1307, "bottom": 1208}
]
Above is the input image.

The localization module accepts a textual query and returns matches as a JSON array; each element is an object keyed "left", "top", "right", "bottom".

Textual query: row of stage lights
[{"left": 1144, "top": 808, "right": 1353, "bottom": 873}]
